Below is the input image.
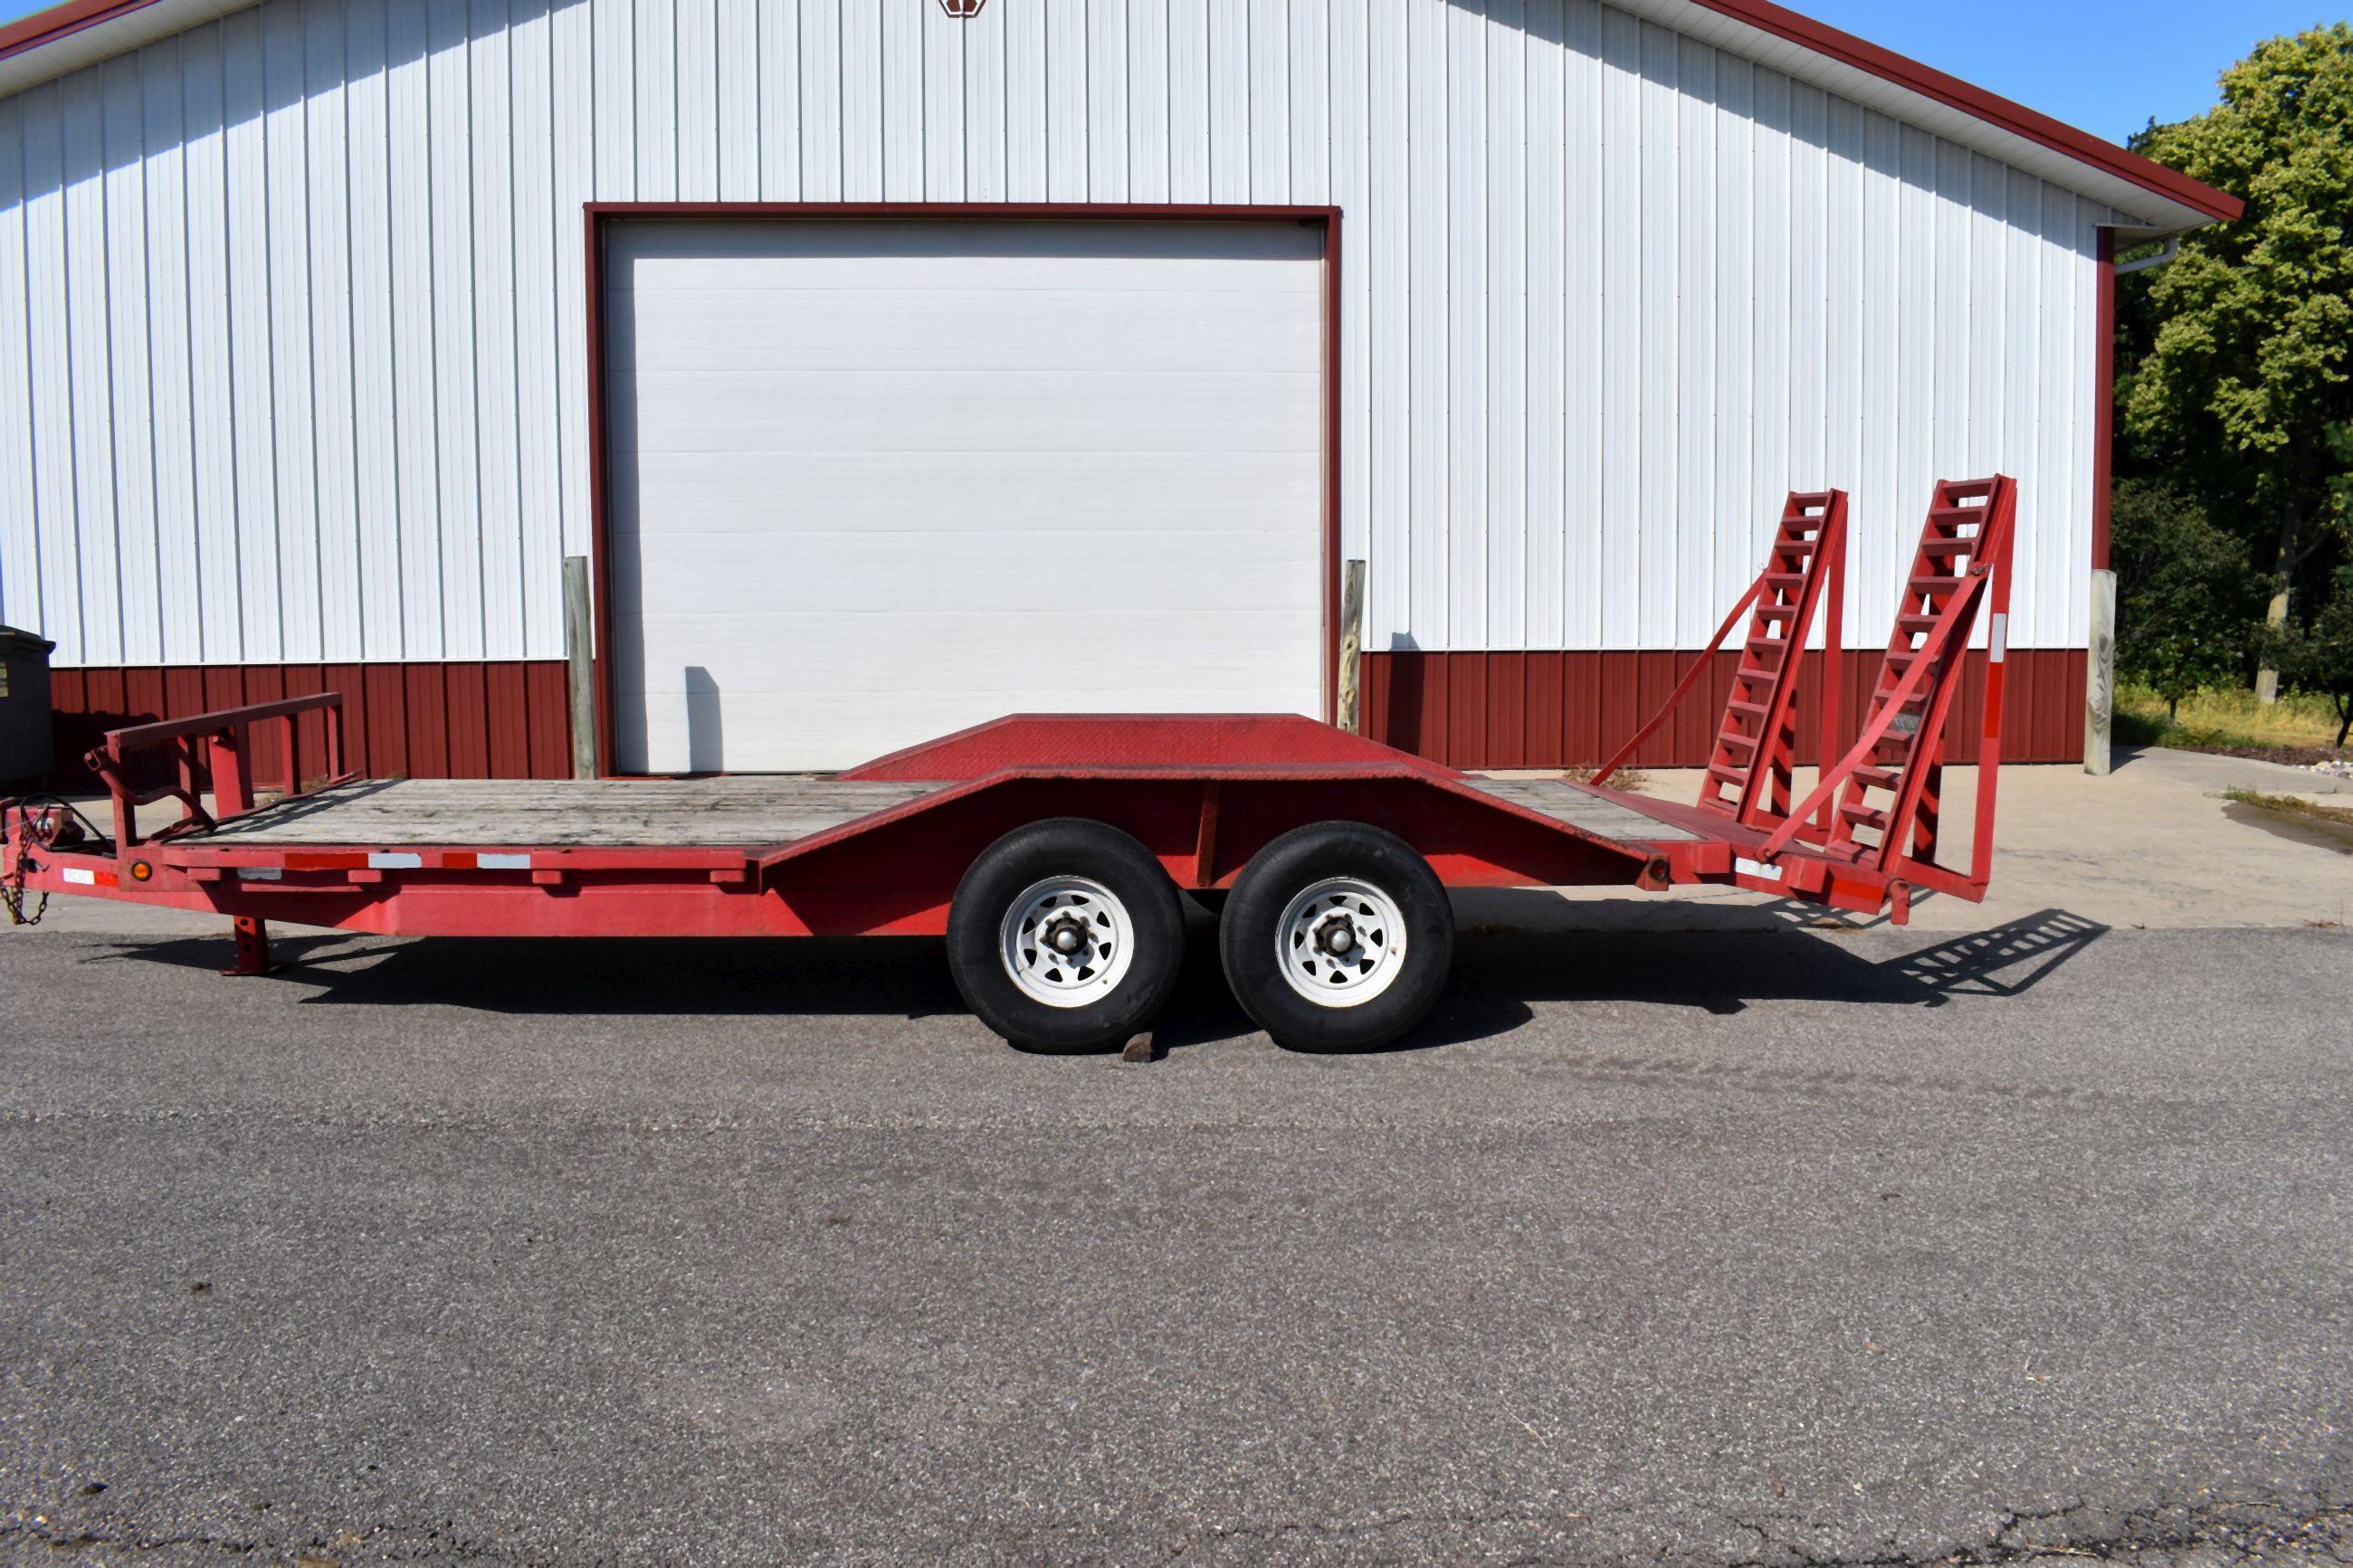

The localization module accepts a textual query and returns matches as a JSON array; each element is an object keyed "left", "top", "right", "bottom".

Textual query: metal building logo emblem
[{"left": 939, "top": 0, "right": 986, "bottom": 15}]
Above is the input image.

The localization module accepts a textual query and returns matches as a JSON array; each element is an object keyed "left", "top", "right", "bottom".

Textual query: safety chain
[{"left": 3, "top": 821, "right": 46, "bottom": 928}]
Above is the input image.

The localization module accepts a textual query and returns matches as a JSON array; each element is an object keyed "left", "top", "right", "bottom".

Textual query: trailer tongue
[{"left": 5, "top": 479, "right": 2019, "bottom": 1052}]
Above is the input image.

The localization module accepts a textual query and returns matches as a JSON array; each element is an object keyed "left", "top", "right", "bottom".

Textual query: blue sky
[
  {"left": 1, "top": 0, "right": 2342, "bottom": 147},
  {"left": 1796, "top": 0, "right": 2345, "bottom": 142}
]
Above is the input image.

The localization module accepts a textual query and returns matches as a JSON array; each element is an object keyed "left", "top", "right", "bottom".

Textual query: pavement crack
[
  {"left": 1159, "top": 1504, "right": 1608, "bottom": 1562},
  {"left": 1720, "top": 1494, "right": 2353, "bottom": 1568},
  {"left": 2, "top": 1515, "right": 265, "bottom": 1556}
]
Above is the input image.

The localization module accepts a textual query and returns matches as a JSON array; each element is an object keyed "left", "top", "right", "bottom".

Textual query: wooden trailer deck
[
  {"left": 197, "top": 777, "right": 943, "bottom": 848},
  {"left": 186, "top": 772, "right": 1698, "bottom": 851}
]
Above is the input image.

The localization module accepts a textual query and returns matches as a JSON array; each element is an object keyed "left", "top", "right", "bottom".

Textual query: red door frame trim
[{"left": 582, "top": 201, "right": 1345, "bottom": 779}]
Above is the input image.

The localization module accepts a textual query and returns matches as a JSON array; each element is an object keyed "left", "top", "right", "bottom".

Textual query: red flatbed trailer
[{"left": 5, "top": 479, "right": 2020, "bottom": 1053}]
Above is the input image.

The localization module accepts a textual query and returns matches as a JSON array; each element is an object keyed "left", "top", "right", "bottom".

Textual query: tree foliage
[
  {"left": 2258, "top": 564, "right": 2353, "bottom": 746},
  {"left": 2110, "top": 480, "right": 2262, "bottom": 717},
  {"left": 2120, "top": 24, "right": 2353, "bottom": 615}
]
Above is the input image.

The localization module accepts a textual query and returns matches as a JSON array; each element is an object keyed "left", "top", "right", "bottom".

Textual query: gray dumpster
[{"left": 0, "top": 626, "right": 55, "bottom": 785}]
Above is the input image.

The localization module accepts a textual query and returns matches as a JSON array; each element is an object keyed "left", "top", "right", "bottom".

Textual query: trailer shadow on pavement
[
  {"left": 1418, "top": 903, "right": 2110, "bottom": 1046},
  {"left": 68, "top": 905, "right": 2110, "bottom": 1055}
]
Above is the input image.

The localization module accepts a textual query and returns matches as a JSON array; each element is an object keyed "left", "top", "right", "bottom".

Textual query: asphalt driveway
[{"left": 3, "top": 914, "right": 2348, "bottom": 1564}]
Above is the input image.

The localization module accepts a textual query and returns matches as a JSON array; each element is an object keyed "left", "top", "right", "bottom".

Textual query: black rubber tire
[
  {"left": 947, "top": 818, "right": 1186, "bottom": 1054},
  {"left": 1218, "top": 822, "right": 1455, "bottom": 1052},
  {"left": 1185, "top": 889, "right": 1230, "bottom": 918}
]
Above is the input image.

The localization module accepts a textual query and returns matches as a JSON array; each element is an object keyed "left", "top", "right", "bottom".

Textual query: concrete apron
[{"left": 1489, "top": 745, "right": 2351, "bottom": 935}]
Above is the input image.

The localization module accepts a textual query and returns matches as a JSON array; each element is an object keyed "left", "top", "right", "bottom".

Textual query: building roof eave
[
  {"left": 1655, "top": 0, "right": 2241, "bottom": 227},
  {"left": 0, "top": 0, "right": 2243, "bottom": 232}
]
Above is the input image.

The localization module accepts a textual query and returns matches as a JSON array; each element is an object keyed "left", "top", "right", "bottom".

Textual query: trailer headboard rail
[{"left": 84, "top": 692, "right": 352, "bottom": 851}]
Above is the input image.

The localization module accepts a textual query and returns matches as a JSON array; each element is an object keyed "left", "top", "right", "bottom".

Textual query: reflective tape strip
[
  {"left": 1988, "top": 613, "right": 2009, "bottom": 664},
  {"left": 236, "top": 867, "right": 283, "bottom": 882},
  {"left": 62, "top": 867, "right": 95, "bottom": 886},
  {"left": 367, "top": 852, "right": 424, "bottom": 870},
  {"left": 477, "top": 853, "right": 532, "bottom": 870},
  {"left": 1736, "top": 857, "right": 1786, "bottom": 884}
]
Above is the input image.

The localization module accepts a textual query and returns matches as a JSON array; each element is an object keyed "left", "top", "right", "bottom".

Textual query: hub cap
[
  {"left": 999, "top": 877, "right": 1137, "bottom": 1010},
  {"left": 1276, "top": 877, "right": 1408, "bottom": 1007}
]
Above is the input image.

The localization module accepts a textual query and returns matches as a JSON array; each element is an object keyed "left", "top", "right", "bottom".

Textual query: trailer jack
[{"left": 223, "top": 916, "right": 278, "bottom": 977}]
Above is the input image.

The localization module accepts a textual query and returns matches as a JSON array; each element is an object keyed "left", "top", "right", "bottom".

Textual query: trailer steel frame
[{"left": 6, "top": 480, "right": 2021, "bottom": 1015}]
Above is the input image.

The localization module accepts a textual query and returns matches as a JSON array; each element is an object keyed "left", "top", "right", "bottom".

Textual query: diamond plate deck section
[{"left": 1461, "top": 777, "right": 1702, "bottom": 844}]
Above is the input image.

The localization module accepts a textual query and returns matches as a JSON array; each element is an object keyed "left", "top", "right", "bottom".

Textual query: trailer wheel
[
  {"left": 1219, "top": 822, "right": 1454, "bottom": 1052},
  {"left": 948, "top": 819, "right": 1186, "bottom": 1054}
]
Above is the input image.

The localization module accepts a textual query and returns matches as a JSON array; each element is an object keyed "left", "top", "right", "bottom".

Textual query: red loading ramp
[
  {"left": 1768, "top": 476, "right": 2019, "bottom": 899},
  {"left": 1758, "top": 475, "right": 2019, "bottom": 904},
  {"left": 1593, "top": 490, "right": 1848, "bottom": 835},
  {"left": 1576, "top": 476, "right": 2021, "bottom": 921},
  {"left": 1696, "top": 490, "right": 1849, "bottom": 827}
]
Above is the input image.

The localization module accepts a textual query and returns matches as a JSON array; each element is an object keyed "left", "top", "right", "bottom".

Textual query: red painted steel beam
[{"left": 94, "top": 692, "right": 343, "bottom": 752}]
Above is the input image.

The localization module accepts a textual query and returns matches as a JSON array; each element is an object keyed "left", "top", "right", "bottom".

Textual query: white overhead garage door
[{"left": 603, "top": 219, "right": 1328, "bottom": 774}]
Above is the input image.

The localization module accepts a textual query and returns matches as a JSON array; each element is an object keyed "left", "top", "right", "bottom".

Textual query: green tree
[
  {"left": 2110, "top": 479, "right": 2261, "bottom": 718},
  {"left": 2258, "top": 563, "right": 2353, "bottom": 746},
  {"left": 2120, "top": 24, "right": 2353, "bottom": 700}
]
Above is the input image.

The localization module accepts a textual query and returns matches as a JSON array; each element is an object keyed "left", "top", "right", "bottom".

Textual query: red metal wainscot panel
[
  {"left": 405, "top": 664, "right": 452, "bottom": 779},
  {"left": 525, "top": 663, "right": 573, "bottom": 778},
  {"left": 43, "top": 651, "right": 2075, "bottom": 784},
  {"left": 445, "top": 663, "right": 493, "bottom": 779},
  {"left": 44, "top": 661, "right": 576, "bottom": 786},
  {"left": 1360, "top": 649, "right": 2086, "bottom": 768},
  {"left": 1524, "top": 653, "right": 1563, "bottom": 766},
  {"left": 1487, "top": 652, "right": 1527, "bottom": 770}
]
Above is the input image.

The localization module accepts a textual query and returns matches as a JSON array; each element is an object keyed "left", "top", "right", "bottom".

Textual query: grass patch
[
  {"left": 1563, "top": 765, "right": 1650, "bottom": 793},
  {"left": 2117, "top": 684, "right": 2347, "bottom": 761}
]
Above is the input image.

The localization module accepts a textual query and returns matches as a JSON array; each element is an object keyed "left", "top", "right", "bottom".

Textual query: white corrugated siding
[{"left": 0, "top": 0, "right": 2118, "bottom": 668}]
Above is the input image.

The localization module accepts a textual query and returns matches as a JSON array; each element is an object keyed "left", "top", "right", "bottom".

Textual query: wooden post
[
  {"left": 563, "top": 556, "right": 595, "bottom": 780},
  {"left": 2085, "top": 568, "right": 2116, "bottom": 777},
  {"left": 1336, "top": 559, "right": 1367, "bottom": 735}
]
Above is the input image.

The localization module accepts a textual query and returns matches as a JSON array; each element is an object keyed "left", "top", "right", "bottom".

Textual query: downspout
[{"left": 2115, "top": 235, "right": 2182, "bottom": 276}]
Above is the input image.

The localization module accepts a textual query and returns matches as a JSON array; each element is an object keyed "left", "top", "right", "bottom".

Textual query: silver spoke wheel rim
[
  {"left": 1276, "top": 876, "right": 1408, "bottom": 1007},
  {"left": 999, "top": 876, "right": 1137, "bottom": 1010}
]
